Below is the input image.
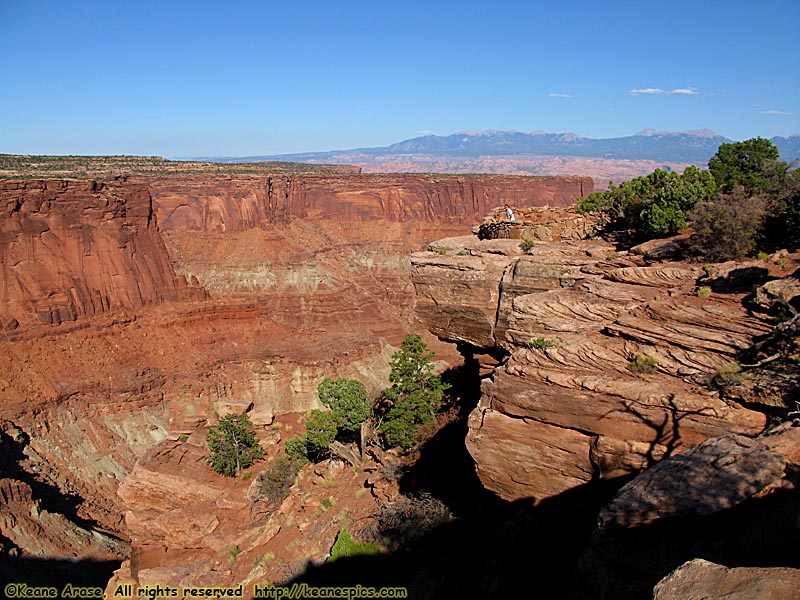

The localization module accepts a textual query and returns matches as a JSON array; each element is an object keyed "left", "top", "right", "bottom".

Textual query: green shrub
[
  {"left": 282, "top": 409, "right": 337, "bottom": 463},
  {"left": 318, "top": 377, "right": 370, "bottom": 434},
  {"left": 757, "top": 251, "right": 769, "bottom": 260},
  {"left": 284, "top": 436, "right": 309, "bottom": 464},
  {"left": 576, "top": 166, "right": 716, "bottom": 239},
  {"left": 328, "top": 528, "right": 382, "bottom": 562},
  {"left": 627, "top": 354, "right": 659, "bottom": 374},
  {"left": 697, "top": 286, "right": 712, "bottom": 298},
  {"left": 457, "top": 248, "right": 470, "bottom": 256},
  {"left": 206, "top": 414, "right": 265, "bottom": 477},
  {"left": 519, "top": 238, "right": 535, "bottom": 252},
  {"left": 178, "top": 433, "right": 189, "bottom": 443},
  {"left": 529, "top": 337, "right": 557, "bottom": 349},
  {"left": 379, "top": 334, "right": 449, "bottom": 449},
  {"left": 709, "top": 362, "right": 744, "bottom": 390}
]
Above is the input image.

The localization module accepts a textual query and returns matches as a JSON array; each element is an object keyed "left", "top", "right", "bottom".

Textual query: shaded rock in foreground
[
  {"left": 576, "top": 422, "right": 800, "bottom": 600},
  {"left": 598, "top": 434, "right": 786, "bottom": 529},
  {"left": 653, "top": 558, "right": 800, "bottom": 600}
]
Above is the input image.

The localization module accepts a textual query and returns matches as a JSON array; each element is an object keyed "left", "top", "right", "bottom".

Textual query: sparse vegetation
[
  {"left": 457, "top": 248, "right": 470, "bottom": 256},
  {"left": 689, "top": 191, "right": 767, "bottom": 261},
  {"left": 206, "top": 413, "right": 265, "bottom": 477},
  {"left": 0, "top": 153, "right": 360, "bottom": 179},
  {"left": 627, "top": 353, "right": 659, "bottom": 374},
  {"left": 285, "top": 376, "right": 371, "bottom": 463},
  {"left": 359, "top": 492, "right": 453, "bottom": 552},
  {"left": 576, "top": 165, "right": 716, "bottom": 238},
  {"left": 520, "top": 238, "right": 536, "bottom": 252},
  {"left": 697, "top": 286, "right": 712, "bottom": 298},
  {"left": 709, "top": 362, "right": 745, "bottom": 390},
  {"left": 251, "top": 457, "right": 300, "bottom": 508},
  {"left": 575, "top": 138, "right": 800, "bottom": 255},
  {"left": 529, "top": 337, "right": 557, "bottom": 349},
  {"left": 284, "top": 409, "right": 338, "bottom": 463}
]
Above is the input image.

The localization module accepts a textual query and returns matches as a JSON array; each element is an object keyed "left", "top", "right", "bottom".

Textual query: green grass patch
[
  {"left": 529, "top": 337, "right": 557, "bottom": 350},
  {"left": 628, "top": 353, "right": 659, "bottom": 374},
  {"left": 327, "top": 528, "right": 382, "bottom": 562}
]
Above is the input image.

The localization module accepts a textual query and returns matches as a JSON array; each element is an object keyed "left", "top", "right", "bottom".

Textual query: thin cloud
[
  {"left": 669, "top": 87, "right": 700, "bottom": 95},
  {"left": 547, "top": 93, "right": 572, "bottom": 98},
  {"left": 761, "top": 109, "right": 792, "bottom": 116},
  {"left": 630, "top": 88, "right": 664, "bottom": 95},
  {"left": 629, "top": 87, "right": 701, "bottom": 96}
]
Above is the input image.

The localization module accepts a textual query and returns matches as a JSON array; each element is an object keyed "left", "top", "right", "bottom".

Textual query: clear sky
[{"left": 1, "top": 0, "right": 798, "bottom": 156}]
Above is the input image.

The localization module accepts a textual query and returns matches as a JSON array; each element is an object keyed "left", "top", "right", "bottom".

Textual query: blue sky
[{"left": 1, "top": 0, "right": 798, "bottom": 156}]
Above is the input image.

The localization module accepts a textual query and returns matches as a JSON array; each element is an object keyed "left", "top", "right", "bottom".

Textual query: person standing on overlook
[{"left": 505, "top": 204, "right": 515, "bottom": 222}]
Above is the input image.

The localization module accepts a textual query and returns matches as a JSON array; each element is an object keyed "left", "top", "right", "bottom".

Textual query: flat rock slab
[{"left": 599, "top": 434, "right": 786, "bottom": 529}]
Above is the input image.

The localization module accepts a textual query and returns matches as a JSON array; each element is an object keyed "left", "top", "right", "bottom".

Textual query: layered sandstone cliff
[
  {"left": 411, "top": 225, "right": 796, "bottom": 502},
  {"left": 0, "top": 179, "right": 203, "bottom": 331}
]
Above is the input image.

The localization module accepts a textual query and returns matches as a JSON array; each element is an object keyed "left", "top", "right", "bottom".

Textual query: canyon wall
[
  {"left": 0, "top": 173, "right": 591, "bottom": 578},
  {"left": 0, "top": 179, "right": 203, "bottom": 331}
]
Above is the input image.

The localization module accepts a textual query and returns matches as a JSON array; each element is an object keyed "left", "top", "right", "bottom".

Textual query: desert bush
[
  {"left": 359, "top": 492, "right": 453, "bottom": 551},
  {"left": 283, "top": 409, "right": 338, "bottom": 462},
  {"left": 697, "top": 286, "right": 712, "bottom": 298},
  {"left": 709, "top": 362, "right": 744, "bottom": 390},
  {"left": 519, "top": 238, "right": 535, "bottom": 252},
  {"left": 628, "top": 353, "right": 659, "bottom": 374},
  {"left": 251, "top": 457, "right": 299, "bottom": 507},
  {"left": 689, "top": 191, "right": 767, "bottom": 261},
  {"left": 708, "top": 137, "right": 787, "bottom": 196},
  {"left": 577, "top": 166, "right": 716, "bottom": 239},
  {"left": 318, "top": 377, "right": 370, "bottom": 434}
]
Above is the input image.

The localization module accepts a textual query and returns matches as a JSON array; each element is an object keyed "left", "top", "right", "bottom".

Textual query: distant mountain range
[{"left": 203, "top": 130, "right": 800, "bottom": 166}]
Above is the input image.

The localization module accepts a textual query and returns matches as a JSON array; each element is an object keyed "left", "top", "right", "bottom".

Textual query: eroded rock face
[
  {"left": 411, "top": 232, "right": 783, "bottom": 502},
  {"left": 0, "top": 179, "right": 204, "bottom": 329},
  {"left": 0, "top": 174, "right": 591, "bottom": 582}
]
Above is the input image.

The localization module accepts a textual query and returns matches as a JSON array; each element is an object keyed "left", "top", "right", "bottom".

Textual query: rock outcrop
[
  {"left": 410, "top": 227, "right": 798, "bottom": 502},
  {"left": 577, "top": 421, "right": 800, "bottom": 599}
]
